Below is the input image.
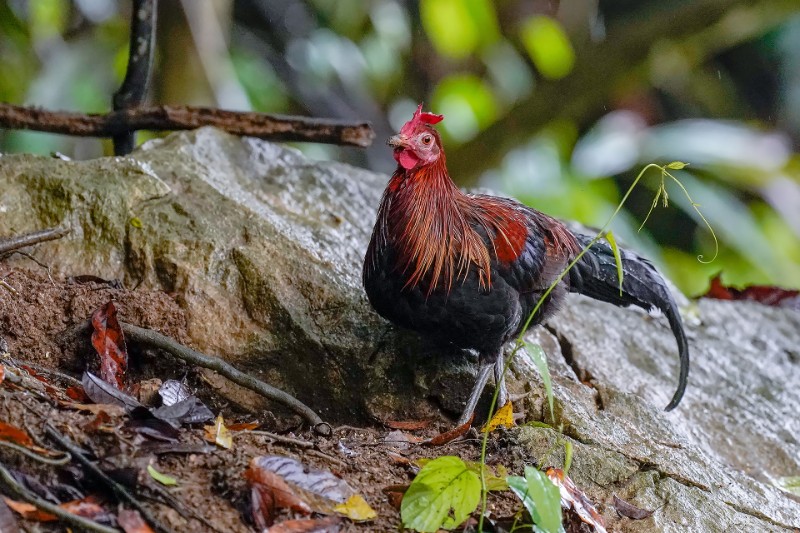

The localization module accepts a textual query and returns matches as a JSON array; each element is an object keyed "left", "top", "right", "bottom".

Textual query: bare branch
[
  {"left": 113, "top": 0, "right": 157, "bottom": 155},
  {"left": 0, "top": 227, "right": 70, "bottom": 256},
  {"left": 0, "top": 103, "right": 375, "bottom": 148}
]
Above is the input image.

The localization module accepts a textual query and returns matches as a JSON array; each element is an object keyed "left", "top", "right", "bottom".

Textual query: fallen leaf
[
  {"left": 247, "top": 456, "right": 375, "bottom": 519},
  {"left": 546, "top": 467, "right": 607, "bottom": 533},
  {"left": 152, "top": 397, "right": 214, "bottom": 426},
  {"left": 0, "top": 421, "right": 35, "bottom": 447},
  {"left": 90, "top": 301, "right": 128, "bottom": 389},
  {"left": 65, "top": 385, "right": 89, "bottom": 402},
  {"left": 247, "top": 467, "right": 313, "bottom": 529},
  {"left": 158, "top": 379, "right": 191, "bottom": 406},
  {"left": 82, "top": 372, "right": 141, "bottom": 411},
  {"left": 481, "top": 401, "right": 515, "bottom": 433},
  {"left": 228, "top": 421, "right": 261, "bottom": 431},
  {"left": 266, "top": 516, "right": 342, "bottom": 533},
  {"left": 125, "top": 408, "right": 182, "bottom": 442},
  {"left": 118, "top": 508, "right": 156, "bottom": 533},
  {"left": 333, "top": 494, "right": 377, "bottom": 521},
  {"left": 704, "top": 275, "right": 800, "bottom": 310},
  {"left": 384, "top": 419, "right": 432, "bottom": 431},
  {"left": 424, "top": 417, "right": 473, "bottom": 446},
  {"left": 2, "top": 498, "right": 56, "bottom": 521},
  {"left": 0, "top": 365, "right": 5, "bottom": 386},
  {"left": 0, "top": 497, "right": 20, "bottom": 533},
  {"left": 204, "top": 414, "right": 232, "bottom": 449},
  {"left": 147, "top": 464, "right": 178, "bottom": 486},
  {"left": 613, "top": 494, "right": 654, "bottom": 520}
]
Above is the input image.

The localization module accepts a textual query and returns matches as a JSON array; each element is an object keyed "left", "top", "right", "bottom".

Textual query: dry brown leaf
[
  {"left": 613, "top": 494, "right": 655, "bottom": 520},
  {"left": 384, "top": 419, "right": 432, "bottom": 431},
  {"left": 424, "top": 416, "right": 473, "bottom": 446},
  {"left": 266, "top": 516, "right": 342, "bottom": 533},
  {"left": 118, "top": 509, "right": 156, "bottom": 533},
  {"left": 204, "top": 414, "right": 232, "bottom": 449},
  {"left": 90, "top": 301, "right": 128, "bottom": 390}
]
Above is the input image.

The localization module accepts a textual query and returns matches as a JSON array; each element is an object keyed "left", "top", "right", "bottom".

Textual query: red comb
[{"left": 400, "top": 104, "right": 443, "bottom": 135}]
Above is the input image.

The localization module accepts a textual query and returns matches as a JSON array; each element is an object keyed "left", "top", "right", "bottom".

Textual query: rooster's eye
[{"left": 421, "top": 135, "right": 432, "bottom": 145}]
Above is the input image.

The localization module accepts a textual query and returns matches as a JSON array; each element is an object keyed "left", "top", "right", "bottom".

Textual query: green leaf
[
  {"left": 520, "top": 16, "right": 575, "bottom": 79},
  {"left": 774, "top": 477, "right": 800, "bottom": 496},
  {"left": 605, "top": 231, "right": 624, "bottom": 295},
  {"left": 147, "top": 464, "right": 178, "bottom": 486},
  {"left": 507, "top": 466, "right": 563, "bottom": 533},
  {"left": 401, "top": 456, "right": 481, "bottom": 532},
  {"left": 666, "top": 161, "right": 689, "bottom": 170},
  {"left": 525, "top": 342, "right": 554, "bottom": 423},
  {"left": 129, "top": 217, "right": 143, "bottom": 229}
]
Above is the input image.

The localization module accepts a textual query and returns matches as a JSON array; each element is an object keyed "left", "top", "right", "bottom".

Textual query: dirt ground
[{"left": 0, "top": 268, "right": 540, "bottom": 532}]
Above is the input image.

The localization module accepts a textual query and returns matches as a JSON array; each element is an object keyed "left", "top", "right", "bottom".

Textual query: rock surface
[{"left": 1, "top": 128, "right": 799, "bottom": 531}]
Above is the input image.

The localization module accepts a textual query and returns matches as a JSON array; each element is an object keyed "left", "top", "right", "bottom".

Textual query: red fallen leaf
[
  {"left": 245, "top": 460, "right": 312, "bottom": 528},
  {"left": 2, "top": 495, "right": 110, "bottom": 524},
  {"left": 545, "top": 467, "right": 607, "bottom": 533},
  {"left": 91, "top": 301, "right": 128, "bottom": 390},
  {"left": 118, "top": 509, "right": 156, "bottom": 533},
  {"left": 613, "top": 494, "right": 654, "bottom": 520},
  {"left": 267, "top": 516, "right": 342, "bottom": 533},
  {"left": 0, "top": 364, "right": 5, "bottom": 386},
  {"left": 423, "top": 416, "right": 473, "bottom": 446},
  {"left": 2, "top": 498, "right": 57, "bottom": 521},
  {"left": 66, "top": 385, "right": 89, "bottom": 403},
  {"left": 0, "top": 421, "right": 35, "bottom": 447},
  {"left": 704, "top": 275, "right": 800, "bottom": 310},
  {"left": 0, "top": 497, "right": 20, "bottom": 533},
  {"left": 384, "top": 419, "right": 432, "bottom": 431},
  {"left": 228, "top": 421, "right": 261, "bottom": 431}
]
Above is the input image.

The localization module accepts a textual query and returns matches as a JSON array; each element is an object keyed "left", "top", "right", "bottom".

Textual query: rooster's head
[{"left": 388, "top": 104, "right": 444, "bottom": 170}]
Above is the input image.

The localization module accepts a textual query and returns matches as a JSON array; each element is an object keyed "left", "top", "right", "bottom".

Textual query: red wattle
[{"left": 396, "top": 150, "right": 419, "bottom": 170}]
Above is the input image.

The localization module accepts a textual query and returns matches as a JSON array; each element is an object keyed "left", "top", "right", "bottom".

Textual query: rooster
[{"left": 363, "top": 105, "right": 689, "bottom": 425}]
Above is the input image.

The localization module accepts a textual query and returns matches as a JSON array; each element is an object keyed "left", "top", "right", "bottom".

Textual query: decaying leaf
[
  {"left": 158, "top": 379, "right": 191, "bottom": 406},
  {"left": 246, "top": 463, "right": 313, "bottom": 528},
  {"left": 152, "top": 397, "right": 214, "bottom": 426},
  {"left": 481, "top": 401, "right": 515, "bottom": 433},
  {"left": 384, "top": 419, "right": 432, "bottom": 431},
  {"left": 546, "top": 467, "right": 607, "bottom": 533},
  {"left": 227, "top": 421, "right": 261, "bottom": 431},
  {"left": 3, "top": 496, "right": 111, "bottom": 524},
  {"left": 423, "top": 417, "right": 472, "bottom": 446},
  {"left": 2, "top": 498, "right": 56, "bottom": 522},
  {"left": 704, "top": 275, "right": 800, "bottom": 310},
  {"left": 612, "top": 494, "right": 654, "bottom": 520},
  {"left": 65, "top": 385, "right": 89, "bottom": 402},
  {"left": 90, "top": 301, "right": 128, "bottom": 389},
  {"left": 0, "top": 364, "right": 5, "bottom": 386},
  {"left": 204, "top": 414, "right": 233, "bottom": 449},
  {"left": 117, "top": 509, "right": 156, "bottom": 533},
  {"left": 333, "top": 494, "right": 377, "bottom": 521},
  {"left": 0, "top": 497, "right": 20, "bottom": 533},
  {"left": 266, "top": 516, "right": 342, "bottom": 533},
  {"left": 0, "top": 421, "right": 35, "bottom": 448},
  {"left": 82, "top": 372, "right": 141, "bottom": 411},
  {"left": 247, "top": 456, "right": 376, "bottom": 521}
]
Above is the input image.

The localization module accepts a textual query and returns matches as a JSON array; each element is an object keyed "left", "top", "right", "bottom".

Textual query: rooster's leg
[
  {"left": 494, "top": 356, "right": 508, "bottom": 407},
  {"left": 456, "top": 362, "right": 494, "bottom": 426}
]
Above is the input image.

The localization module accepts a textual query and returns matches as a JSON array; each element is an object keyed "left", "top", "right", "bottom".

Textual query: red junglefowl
[{"left": 363, "top": 105, "right": 689, "bottom": 425}]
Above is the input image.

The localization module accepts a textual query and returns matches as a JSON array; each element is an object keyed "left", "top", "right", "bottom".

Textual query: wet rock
[{"left": 1, "top": 127, "right": 799, "bottom": 531}]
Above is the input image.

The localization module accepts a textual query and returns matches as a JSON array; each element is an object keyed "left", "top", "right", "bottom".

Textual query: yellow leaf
[
  {"left": 334, "top": 494, "right": 377, "bottom": 521},
  {"left": 481, "top": 401, "right": 515, "bottom": 433},
  {"left": 204, "top": 414, "right": 232, "bottom": 449}
]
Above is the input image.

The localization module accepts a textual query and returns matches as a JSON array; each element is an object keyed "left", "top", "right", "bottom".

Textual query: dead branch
[
  {"left": 0, "top": 460, "right": 119, "bottom": 533},
  {"left": 0, "top": 103, "right": 376, "bottom": 148},
  {"left": 0, "top": 227, "right": 70, "bottom": 257},
  {"left": 113, "top": 0, "right": 157, "bottom": 155},
  {"left": 66, "top": 319, "right": 328, "bottom": 434},
  {"left": 247, "top": 430, "right": 315, "bottom": 449},
  {"left": 43, "top": 424, "right": 174, "bottom": 533}
]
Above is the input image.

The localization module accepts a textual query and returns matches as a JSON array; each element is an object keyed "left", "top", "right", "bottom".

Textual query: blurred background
[{"left": 1, "top": 0, "right": 799, "bottom": 295}]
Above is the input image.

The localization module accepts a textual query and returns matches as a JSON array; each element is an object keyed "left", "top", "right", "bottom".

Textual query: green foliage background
[{"left": 1, "top": 0, "right": 799, "bottom": 295}]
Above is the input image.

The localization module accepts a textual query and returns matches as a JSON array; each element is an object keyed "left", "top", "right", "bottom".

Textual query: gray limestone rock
[{"left": 0, "top": 127, "right": 798, "bottom": 531}]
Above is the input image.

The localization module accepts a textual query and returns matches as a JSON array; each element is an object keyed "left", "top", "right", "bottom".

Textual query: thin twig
[
  {"left": 0, "top": 103, "right": 376, "bottom": 148},
  {"left": 305, "top": 448, "right": 348, "bottom": 468},
  {"left": 66, "top": 320, "right": 328, "bottom": 434},
  {"left": 0, "top": 279, "right": 16, "bottom": 294},
  {"left": 0, "top": 227, "right": 71, "bottom": 256},
  {"left": 43, "top": 424, "right": 174, "bottom": 533},
  {"left": 113, "top": 0, "right": 157, "bottom": 155},
  {"left": 0, "top": 460, "right": 120, "bottom": 533},
  {"left": 0, "top": 440, "right": 71, "bottom": 465},
  {"left": 121, "top": 322, "right": 328, "bottom": 434},
  {"left": 5, "top": 359, "right": 83, "bottom": 388},
  {"left": 247, "top": 430, "right": 315, "bottom": 449}
]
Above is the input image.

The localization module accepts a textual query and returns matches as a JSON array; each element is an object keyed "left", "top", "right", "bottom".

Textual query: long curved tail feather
[{"left": 567, "top": 232, "right": 689, "bottom": 411}]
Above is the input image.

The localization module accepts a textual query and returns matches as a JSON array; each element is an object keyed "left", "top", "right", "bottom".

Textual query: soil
[{"left": 0, "top": 268, "right": 533, "bottom": 532}]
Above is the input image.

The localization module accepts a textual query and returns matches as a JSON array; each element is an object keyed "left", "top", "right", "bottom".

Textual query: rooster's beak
[{"left": 387, "top": 134, "right": 406, "bottom": 149}]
